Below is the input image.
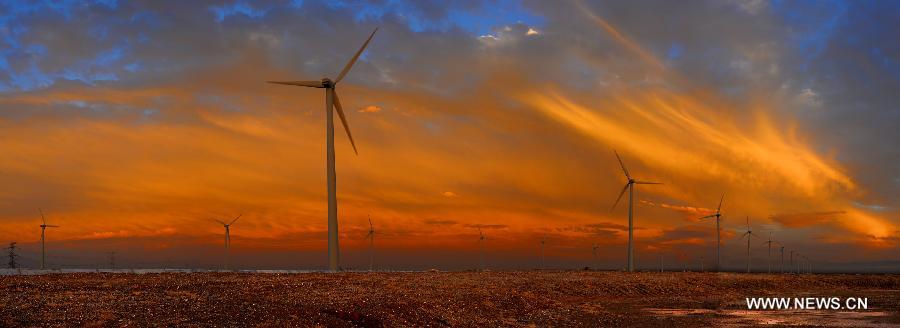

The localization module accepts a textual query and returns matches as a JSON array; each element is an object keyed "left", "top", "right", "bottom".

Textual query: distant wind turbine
[
  {"left": 789, "top": 250, "right": 794, "bottom": 274},
  {"left": 38, "top": 209, "right": 59, "bottom": 270},
  {"left": 762, "top": 232, "right": 774, "bottom": 273},
  {"left": 611, "top": 150, "right": 661, "bottom": 272},
  {"left": 267, "top": 28, "right": 378, "bottom": 272},
  {"left": 540, "top": 234, "right": 547, "bottom": 270},
  {"left": 779, "top": 245, "right": 785, "bottom": 273},
  {"left": 591, "top": 243, "right": 600, "bottom": 270},
  {"left": 478, "top": 227, "right": 486, "bottom": 271},
  {"left": 214, "top": 214, "right": 241, "bottom": 270},
  {"left": 698, "top": 194, "right": 725, "bottom": 272},
  {"left": 742, "top": 216, "right": 756, "bottom": 273},
  {"left": 366, "top": 215, "right": 375, "bottom": 271}
]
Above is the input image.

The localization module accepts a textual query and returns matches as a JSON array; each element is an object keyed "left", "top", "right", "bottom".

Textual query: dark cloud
[
  {"left": 464, "top": 224, "right": 508, "bottom": 230},
  {"left": 422, "top": 218, "right": 458, "bottom": 226},
  {"left": 770, "top": 211, "right": 846, "bottom": 228}
]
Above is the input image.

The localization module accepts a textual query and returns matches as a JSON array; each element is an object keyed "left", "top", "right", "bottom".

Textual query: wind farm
[{"left": 1, "top": 0, "right": 899, "bottom": 327}]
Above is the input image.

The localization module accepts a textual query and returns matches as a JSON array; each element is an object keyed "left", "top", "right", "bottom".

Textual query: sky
[{"left": 0, "top": 0, "right": 898, "bottom": 272}]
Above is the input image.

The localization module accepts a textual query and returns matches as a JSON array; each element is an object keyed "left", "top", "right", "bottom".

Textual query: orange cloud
[{"left": 358, "top": 105, "right": 382, "bottom": 113}]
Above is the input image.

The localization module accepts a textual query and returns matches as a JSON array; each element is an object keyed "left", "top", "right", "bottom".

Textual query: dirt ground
[{"left": 1, "top": 271, "right": 898, "bottom": 327}]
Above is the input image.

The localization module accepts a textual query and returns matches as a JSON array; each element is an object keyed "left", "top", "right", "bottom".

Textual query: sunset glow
[{"left": 0, "top": 0, "right": 897, "bottom": 271}]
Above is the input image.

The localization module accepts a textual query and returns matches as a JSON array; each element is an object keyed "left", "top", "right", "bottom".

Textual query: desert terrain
[{"left": 1, "top": 271, "right": 899, "bottom": 327}]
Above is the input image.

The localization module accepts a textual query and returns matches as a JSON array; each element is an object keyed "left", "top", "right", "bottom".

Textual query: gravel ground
[{"left": 1, "top": 271, "right": 898, "bottom": 327}]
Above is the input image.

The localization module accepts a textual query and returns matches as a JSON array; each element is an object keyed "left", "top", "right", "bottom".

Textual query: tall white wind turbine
[
  {"left": 611, "top": 150, "right": 661, "bottom": 272},
  {"left": 366, "top": 215, "right": 375, "bottom": 271},
  {"left": 698, "top": 194, "right": 725, "bottom": 272},
  {"left": 267, "top": 28, "right": 378, "bottom": 272},
  {"left": 741, "top": 216, "right": 756, "bottom": 273},
  {"left": 38, "top": 209, "right": 59, "bottom": 270},
  {"left": 215, "top": 214, "right": 242, "bottom": 270}
]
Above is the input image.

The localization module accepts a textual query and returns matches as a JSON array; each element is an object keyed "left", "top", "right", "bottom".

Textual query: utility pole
[{"left": 5, "top": 242, "right": 18, "bottom": 269}]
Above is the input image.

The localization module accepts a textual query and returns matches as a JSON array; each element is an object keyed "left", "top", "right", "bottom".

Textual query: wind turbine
[
  {"left": 539, "top": 234, "right": 547, "bottom": 270},
  {"left": 591, "top": 243, "right": 600, "bottom": 270},
  {"left": 789, "top": 250, "right": 794, "bottom": 274},
  {"left": 214, "top": 214, "right": 241, "bottom": 270},
  {"left": 779, "top": 245, "right": 785, "bottom": 273},
  {"left": 762, "top": 232, "right": 774, "bottom": 273},
  {"left": 38, "top": 209, "right": 59, "bottom": 270},
  {"left": 366, "top": 215, "right": 375, "bottom": 271},
  {"left": 698, "top": 194, "right": 725, "bottom": 272},
  {"left": 742, "top": 216, "right": 756, "bottom": 273},
  {"left": 699, "top": 256, "right": 704, "bottom": 272},
  {"left": 478, "top": 227, "right": 486, "bottom": 271},
  {"left": 611, "top": 150, "right": 661, "bottom": 272},
  {"left": 267, "top": 28, "right": 378, "bottom": 272}
]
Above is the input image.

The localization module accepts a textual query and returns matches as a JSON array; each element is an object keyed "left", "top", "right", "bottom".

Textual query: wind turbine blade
[
  {"left": 634, "top": 181, "right": 662, "bottom": 185},
  {"left": 214, "top": 219, "right": 227, "bottom": 225},
  {"left": 45, "top": 225, "right": 60, "bottom": 228},
  {"left": 40, "top": 208, "right": 46, "bottom": 225},
  {"left": 230, "top": 214, "right": 242, "bottom": 225},
  {"left": 717, "top": 193, "right": 725, "bottom": 212},
  {"left": 333, "top": 91, "right": 358, "bottom": 155},
  {"left": 611, "top": 182, "right": 629, "bottom": 211},
  {"left": 267, "top": 80, "right": 324, "bottom": 88},
  {"left": 335, "top": 27, "right": 378, "bottom": 84},
  {"left": 613, "top": 150, "right": 631, "bottom": 179},
  {"left": 368, "top": 216, "right": 373, "bottom": 229},
  {"left": 697, "top": 214, "right": 716, "bottom": 220}
]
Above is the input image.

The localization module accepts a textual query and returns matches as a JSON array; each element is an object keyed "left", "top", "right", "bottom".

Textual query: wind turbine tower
[
  {"left": 611, "top": 151, "right": 662, "bottom": 272},
  {"left": 779, "top": 245, "right": 785, "bottom": 273},
  {"left": 742, "top": 216, "right": 756, "bottom": 273},
  {"left": 539, "top": 234, "right": 547, "bottom": 270},
  {"left": 366, "top": 215, "right": 375, "bottom": 271},
  {"left": 214, "top": 214, "right": 242, "bottom": 270},
  {"left": 698, "top": 194, "right": 725, "bottom": 272},
  {"left": 789, "top": 250, "right": 794, "bottom": 274},
  {"left": 478, "top": 227, "right": 486, "bottom": 271},
  {"left": 268, "top": 28, "right": 378, "bottom": 272},
  {"left": 763, "top": 232, "right": 774, "bottom": 273},
  {"left": 38, "top": 209, "right": 59, "bottom": 270},
  {"left": 107, "top": 251, "right": 116, "bottom": 269}
]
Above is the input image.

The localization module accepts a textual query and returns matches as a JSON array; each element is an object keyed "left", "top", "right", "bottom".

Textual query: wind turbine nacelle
[{"left": 321, "top": 78, "right": 334, "bottom": 88}]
